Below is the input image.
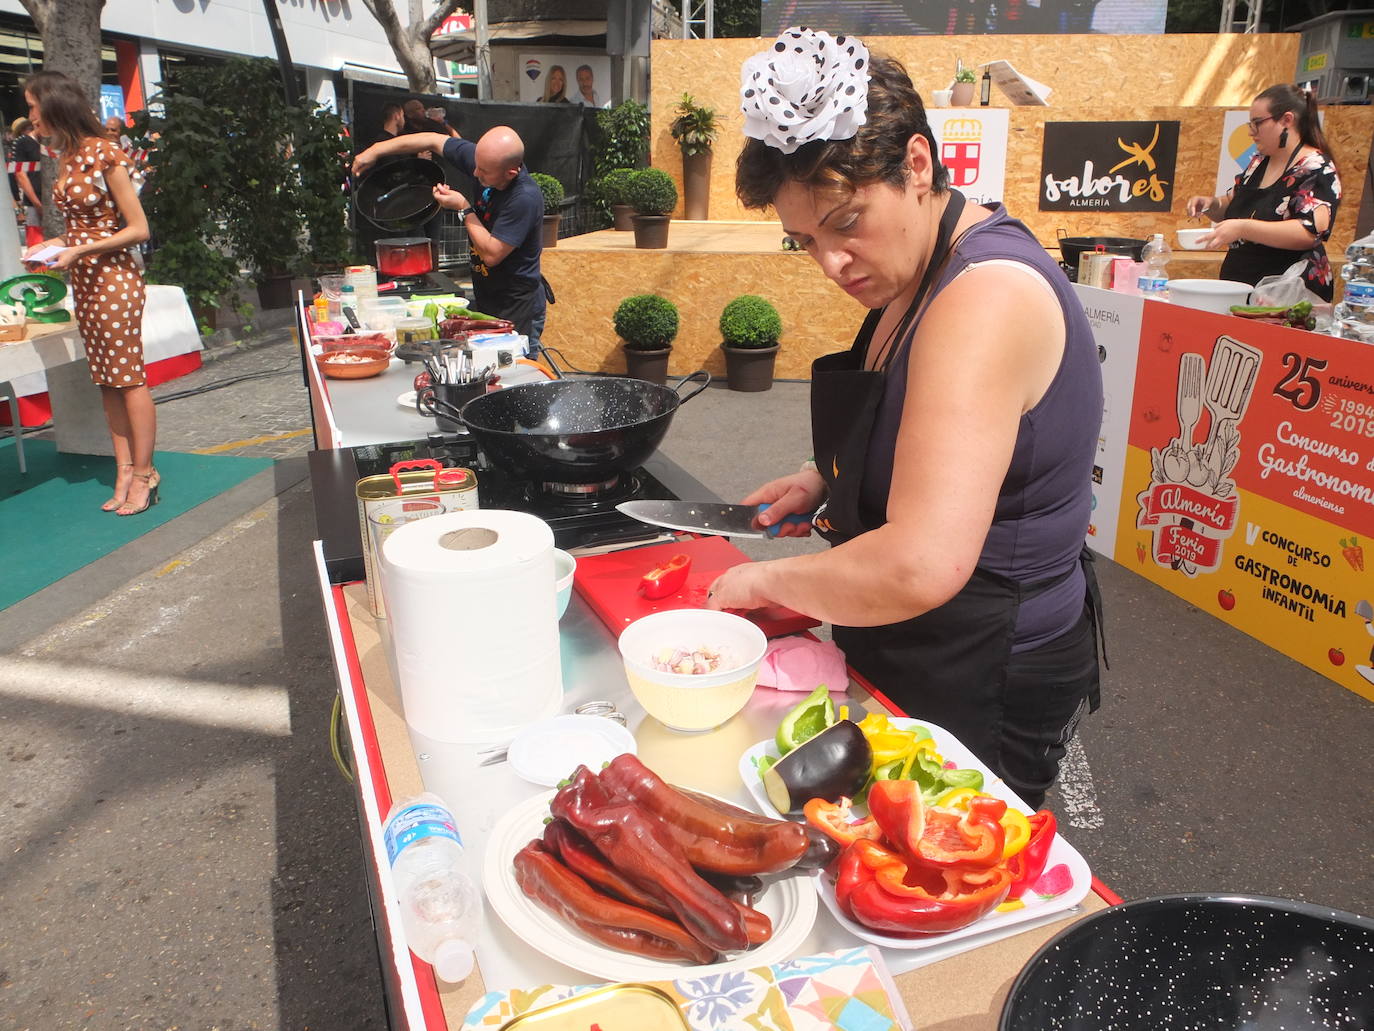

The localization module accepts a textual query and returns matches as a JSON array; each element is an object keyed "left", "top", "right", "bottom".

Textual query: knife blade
[{"left": 615, "top": 500, "right": 809, "bottom": 538}]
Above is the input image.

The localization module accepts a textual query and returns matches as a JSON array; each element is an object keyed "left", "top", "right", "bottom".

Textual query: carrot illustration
[{"left": 1340, "top": 537, "right": 1364, "bottom": 572}]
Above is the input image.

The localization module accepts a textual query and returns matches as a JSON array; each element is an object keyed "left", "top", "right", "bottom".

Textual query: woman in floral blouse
[{"left": 1187, "top": 84, "right": 1341, "bottom": 301}]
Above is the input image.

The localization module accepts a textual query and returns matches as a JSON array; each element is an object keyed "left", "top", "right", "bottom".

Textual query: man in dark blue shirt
[{"left": 353, "top": 125, "right": 546, "bottom": 347}]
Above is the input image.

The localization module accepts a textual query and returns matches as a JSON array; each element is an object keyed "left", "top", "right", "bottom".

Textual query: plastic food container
[
  {"left": 1167, "top": 278, "right": 1253, "bottom": 314},
  {"left": 617, "top": 609, "right": 767, "bottom": 732},
  {"left": 394, "top": 316, "right": 438, "bottom": 346}
]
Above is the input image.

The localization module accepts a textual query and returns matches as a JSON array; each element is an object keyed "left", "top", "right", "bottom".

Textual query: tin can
[
  {"left": 497, "top": 983, "right": 690, "bottom": 1030},
  {"left": 357, "top": 459, "right": 478, "bottom": 617}
]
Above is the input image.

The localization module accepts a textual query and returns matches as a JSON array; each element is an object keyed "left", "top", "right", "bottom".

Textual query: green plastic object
[
  {"left": 0, "top": 273, "right": 72, "bottom": 323},
  {"left": 774, "top": 683, "right": 836, "bottom": 756}
]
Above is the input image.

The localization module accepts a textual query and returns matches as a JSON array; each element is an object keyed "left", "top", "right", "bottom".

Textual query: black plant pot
[
  {"left": 611, "top": 203, "right": 635, "bottom": 231},
  {"left": 542, "top": 213, "right": 561, "bottom": 248},
  {"left": 632, "top": 214, "right": 670, "bottom": 249},
  {"left": 256, "top": 274, "right": 294, "bottom": 310},
  {"left": 722, "top": 343, "right": 779, "bottom": 391},
  {"left": 623, "top": 345, "right": 671, "bottom": 385}
]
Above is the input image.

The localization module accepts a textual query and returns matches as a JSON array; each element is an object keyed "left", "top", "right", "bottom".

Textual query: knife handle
[{"left": 757, "top": 503, "right": 813, "bottom": 537}]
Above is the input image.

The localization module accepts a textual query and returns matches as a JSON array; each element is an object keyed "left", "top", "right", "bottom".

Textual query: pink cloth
[{"left": 756, "top": 636, "right": 848, "bottom": 692}]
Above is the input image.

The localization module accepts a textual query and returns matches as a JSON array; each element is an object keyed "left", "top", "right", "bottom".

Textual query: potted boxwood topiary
[
  {"left": 626, "top": 168, "right": 677, "bottom": 249},
  {"left": 719, "top": 295, "right": 783, "bottom": 391},
  {"left": 669, "top": 93, "right": 719, "bottom": 220},
  {"left": 601, "top": 167, "right": 637, "bottom": 231},
  {"left": 532, "top": 172, "right": 565, "bottom": 248},
  {"left": 614, "top": 293, "right": 679, "bottom": 384}
]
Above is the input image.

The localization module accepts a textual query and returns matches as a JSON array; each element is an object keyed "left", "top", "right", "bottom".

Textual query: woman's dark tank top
[{"left": 857, "top": 204, "right": 1103, "bottom": 651}]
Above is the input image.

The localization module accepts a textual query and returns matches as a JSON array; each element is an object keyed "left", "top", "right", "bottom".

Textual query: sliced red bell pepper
[
  {"left": 909, "top": 795, "right": 1006, "bottom": 870},
  {"left": 834, "top": 838, "right": 1011, "bottom": 935},
  {"left": 1006, "top": 809, "right": 1057, "bottom": 900},
  {"left": 638, "top": 553, "right": 692, "bottom": 599},
  {"left": 866, "top": 778, "right": 926, "bottom": 856},
  {"left": 803, "top": 796, "right": 882, "bottom": 847}
]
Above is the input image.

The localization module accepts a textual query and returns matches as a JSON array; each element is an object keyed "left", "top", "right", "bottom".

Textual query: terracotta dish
[{"left": 316, "top": 346, "right": 393, "bottom": 380}]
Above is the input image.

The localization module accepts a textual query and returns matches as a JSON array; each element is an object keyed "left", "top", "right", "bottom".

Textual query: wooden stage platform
[{"left": 540, "top": 221, "right": 1226, "bottom": 381}]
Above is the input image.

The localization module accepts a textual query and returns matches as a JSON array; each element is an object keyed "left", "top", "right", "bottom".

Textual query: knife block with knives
[{"left": 571, "top": 537, "right": 820, "bottom": 638}]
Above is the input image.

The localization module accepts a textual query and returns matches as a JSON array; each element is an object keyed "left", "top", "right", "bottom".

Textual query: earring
[{"left": 1279, "top": 127, "right": 1289, "bottom": 148}]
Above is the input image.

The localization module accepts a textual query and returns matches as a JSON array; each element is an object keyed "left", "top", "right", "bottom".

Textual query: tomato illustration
[
  {"left": 1217, "top": 589, "right": 1236, "bottom": 611},
  {"left": 1329, "top": 647, "right": 1345, "bottom": 666}
]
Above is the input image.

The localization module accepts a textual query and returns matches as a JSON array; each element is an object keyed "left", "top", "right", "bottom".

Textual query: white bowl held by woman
[
  {"left": 618, "top": 609, "right": 767, "bottom": 732},
  {"left": 1175, "top": 227, "right": 1216, "bottom": 250},
  {"left": 1167, "top": 279, "right": 1253, "bottom": 314}
]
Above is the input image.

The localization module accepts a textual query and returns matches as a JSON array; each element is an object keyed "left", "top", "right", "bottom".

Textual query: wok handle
[
  {"left": 1056, "top": 227, "right": 1068, "bottom": 242},
  {"left": 672, "top": 369, "right": 712, "bottom": 403}
]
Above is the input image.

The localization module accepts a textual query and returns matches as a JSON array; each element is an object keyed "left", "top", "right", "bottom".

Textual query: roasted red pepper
[
  {"left": 804, "top": 796, "right": 882, "bottom": 847},
  {"left": 638, "top": 553, "right": 691, "bottom": 599},
  {"left": 550, "top": 765, "right": 748, "bottom": 952},
  {"left": 1006, "top": 809, "right": 1057, "bottom": 900},
  {"left": 600, "top": 754, "right": 808, "bottom": 874},
  {"left": 541, "top": 818, "right": 674, "bottom": 918},
  {"left": 834, "top": 838, "right": 1012, "bottom": 935},
  {"left": 513, "top": 839, "right": 715, "bottom": 963}
]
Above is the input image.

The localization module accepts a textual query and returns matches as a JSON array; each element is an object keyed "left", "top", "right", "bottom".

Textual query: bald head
[{"left": 473, "top": 126, "right": 525, "bottom": 189}]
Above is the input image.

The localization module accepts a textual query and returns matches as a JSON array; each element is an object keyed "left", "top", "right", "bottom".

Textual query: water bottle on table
[
  {"left": 1334, "top": 232, "right": 1374, "bottom": 343},
  {"left": 383, "top": 793, "right": 481, "bottom": 983},
  {"left": 1138, "top": 233, "right": 1171, "bottom": 300}
]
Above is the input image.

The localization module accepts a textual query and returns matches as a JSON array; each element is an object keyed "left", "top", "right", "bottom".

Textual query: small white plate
[
  {"left": 506, "top": 714, "right": 636, "bottom": 787},
  {"left": 483, "top": 789, "right": 819, "bottom": 981},
  {"left": 738, "top": 717, "right": 1092, "bottom": 952},
  {"left": 396, "top": 390, "right": 419, "bottom": 412}
]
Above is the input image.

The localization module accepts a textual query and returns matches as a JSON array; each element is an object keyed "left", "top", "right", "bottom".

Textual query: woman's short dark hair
[
  {"left": 736, "top": 54, "right": 947, "bottom": 210},
  {"left": 1257, "top": 83, "right": 1336, "bottom": 173},
  {"left": 23, "top": 70, "right": 103, "bottom": 155}
]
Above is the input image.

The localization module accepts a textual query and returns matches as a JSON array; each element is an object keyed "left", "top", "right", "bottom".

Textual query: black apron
[
  {"left": 1219, "top": 150, "right": 1329, "bottom": 299},
  {"left": 470, "top": 184, "right": 546, "bottom": 339},
  {"left": 808, "top": 192, "right": 1103, "bottom": 779}
]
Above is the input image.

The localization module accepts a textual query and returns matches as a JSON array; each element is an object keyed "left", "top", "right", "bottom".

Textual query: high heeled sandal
[
  {"left": 116, "top": 468, "right": 161, "bottom": 517},
  {"left": 102, "top": 464, "right": 135, "bottom": 512}
]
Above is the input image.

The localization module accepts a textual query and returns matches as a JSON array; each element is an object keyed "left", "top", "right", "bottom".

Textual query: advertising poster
[
  {"left": 1213, "top": 110, "right": 1256, "bottom": 200},
  {"left": 1073, "top": 285, "right": 1145, "bottom": 560},
  {"left": 516, "top": 53, "right": 612, "bottom": 107},
  {"left": 928, "top": 109, "right": 1009, "bottom": 206},
  {"left": 1039, "top": 121, "right": 1180, "bottom": 213},
  {"left": 1116, "top": 303, "right": 1374, "bottom": 701}
]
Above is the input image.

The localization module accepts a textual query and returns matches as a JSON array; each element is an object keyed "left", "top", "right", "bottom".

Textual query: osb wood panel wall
[{"left": 647, "top": 34, "right": 1374, "bottom": 249}]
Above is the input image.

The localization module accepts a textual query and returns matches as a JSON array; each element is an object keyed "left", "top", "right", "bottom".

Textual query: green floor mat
[{"left": 0, "top": 439, "right": 273, "bottom": 611}]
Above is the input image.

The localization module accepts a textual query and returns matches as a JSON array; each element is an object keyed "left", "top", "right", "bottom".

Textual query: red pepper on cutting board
[{"left": 638, "top": 553, "right": 692, "bottom": 599}]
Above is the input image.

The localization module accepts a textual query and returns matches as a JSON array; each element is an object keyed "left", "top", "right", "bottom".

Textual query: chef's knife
[{"left": 615, "top": 500, "right": 811, "bottom": 538}]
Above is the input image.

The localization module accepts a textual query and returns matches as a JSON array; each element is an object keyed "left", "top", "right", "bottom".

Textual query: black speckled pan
[
  {"left": 1001, "top": 893, "right": 1374, "bottom": 1030},
  {"left": 461, "top": 373, "right": 709, "bottom": 483}
]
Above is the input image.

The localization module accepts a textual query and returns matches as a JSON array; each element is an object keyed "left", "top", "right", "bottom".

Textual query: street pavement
[{"left": 1, "top": 324, "right": 1372, "bottom": 1029}]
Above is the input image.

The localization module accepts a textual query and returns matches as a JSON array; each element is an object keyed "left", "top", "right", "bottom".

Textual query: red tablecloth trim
[
  {"left": 331, "top": 583, "right": 450, "bottom": 1028},
  {"left": 1, "top": 349, "right": 204, "bottom": 427}
]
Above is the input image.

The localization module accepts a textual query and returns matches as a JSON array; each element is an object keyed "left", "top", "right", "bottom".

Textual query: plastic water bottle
[
  {"left": 1138, "top": 233, "right": 1171, "bottom": 300},
  {"left": 1334, "top": 232, "right": 1374, "bottom": 342},
  {"left": 383, "top": 793, "right": 480, "bottom": 983}
]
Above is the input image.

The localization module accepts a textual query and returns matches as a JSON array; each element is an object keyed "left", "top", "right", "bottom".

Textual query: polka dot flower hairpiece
[{"left": 740, "top": 27, "right": 870, "bottom": 155}]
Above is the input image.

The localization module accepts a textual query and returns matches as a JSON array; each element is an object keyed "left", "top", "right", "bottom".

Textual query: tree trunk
[
  {"left": 19, "top": 0, "right": 107, "bottom": 238},
  {"left": 361, "top": 0, "right": 464, "bottom": 93}
]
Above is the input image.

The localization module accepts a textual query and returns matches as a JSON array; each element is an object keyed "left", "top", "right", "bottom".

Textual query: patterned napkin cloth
[{"left": 462, "top": 945, "right": 911, "bottom": 1030}]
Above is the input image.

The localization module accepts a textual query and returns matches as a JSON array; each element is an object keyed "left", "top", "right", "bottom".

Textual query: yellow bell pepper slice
[
  {"left": 935, "top": 787, "right": 984, "bottom": 810},
  {"left": 999, "top": 806, "right": 1033, "bottom": 860},
  {"left": 996, "top": 898, "right": 1026, "bottom": 913}
]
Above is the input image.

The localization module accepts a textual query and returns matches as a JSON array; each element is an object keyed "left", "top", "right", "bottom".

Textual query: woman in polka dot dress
[{"left": 22, "top": 71, "right": 155, "bottom": 515}]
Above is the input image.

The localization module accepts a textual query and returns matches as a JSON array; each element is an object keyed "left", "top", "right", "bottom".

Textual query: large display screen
[{"left": 762, "top": 0, "right": 1166, "bottom": 36}]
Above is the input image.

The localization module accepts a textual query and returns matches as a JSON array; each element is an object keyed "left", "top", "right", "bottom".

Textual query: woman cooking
[
  {"left": 1188, "top": 84, "right": 1341, "bottom": 300},
  {"left": 704, "top": 29, "right": 1103, "bottom": 808}
]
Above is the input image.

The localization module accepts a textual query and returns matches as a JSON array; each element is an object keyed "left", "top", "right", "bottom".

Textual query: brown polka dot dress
[{"left": 54, "top": 137, "right": 147, "bottom": 388}]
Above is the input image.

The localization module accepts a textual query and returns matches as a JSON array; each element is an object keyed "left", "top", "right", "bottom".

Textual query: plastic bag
[{"left": 1251, "top": 264, "right": 1322, "bottom": 308}]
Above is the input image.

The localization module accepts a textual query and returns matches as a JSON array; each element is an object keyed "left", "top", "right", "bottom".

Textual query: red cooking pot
[{"left": 375, "top": 237, "right": 434, "bottom": 278}]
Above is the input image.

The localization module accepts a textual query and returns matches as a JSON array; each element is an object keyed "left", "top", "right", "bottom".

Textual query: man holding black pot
[{"left": 353, "top": 126, "right": 547, "bottom": 349}]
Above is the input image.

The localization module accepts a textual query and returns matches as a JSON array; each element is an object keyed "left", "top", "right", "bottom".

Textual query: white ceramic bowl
[
  {"left": 1176, "top": 227, "right": 1219, "bottom": 250},
  {"left": 931, "top": 89, "right": 953, "bottom": 108},
  {"left": 618, "top": 609, "right": 767, "bottom": 732},
  {"left": 553, "top": 548, "right": 576, "bottom": 619},
  {"left": 1167, "top": 279, "right": 1253, "bottom": 314}
]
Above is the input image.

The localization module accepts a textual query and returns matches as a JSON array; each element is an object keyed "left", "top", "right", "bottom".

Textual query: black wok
[
  {"left": 461, "top": 372, "right": 710, "bottom": 483},
  {"left": 354, "top": 158, "right": 444, "bottom": 232}
]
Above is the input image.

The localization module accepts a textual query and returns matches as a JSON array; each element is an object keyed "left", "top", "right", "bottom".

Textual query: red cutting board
[{"left": 573, "top": 536, "right": 820, "bottom": 638}]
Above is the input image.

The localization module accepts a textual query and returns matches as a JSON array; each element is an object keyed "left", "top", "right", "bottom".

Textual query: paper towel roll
[{"left": 380, "top": 509, "right": 562, "bottom": 743}]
